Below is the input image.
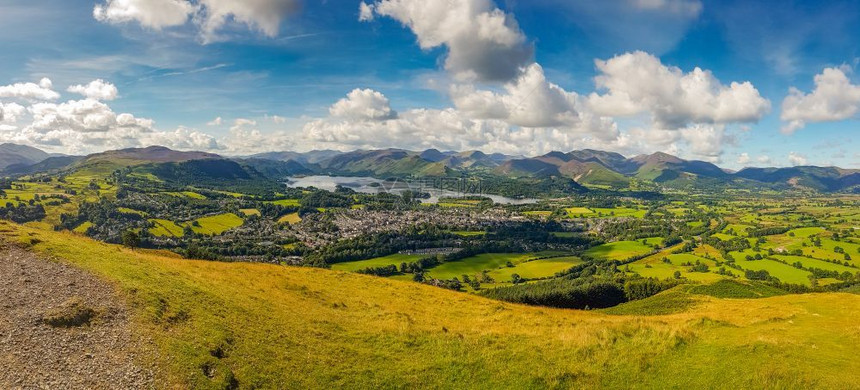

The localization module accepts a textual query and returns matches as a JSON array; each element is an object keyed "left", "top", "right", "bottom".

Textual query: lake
[{"left": 285, "top": 175, "right": 537, "bottom": 205}]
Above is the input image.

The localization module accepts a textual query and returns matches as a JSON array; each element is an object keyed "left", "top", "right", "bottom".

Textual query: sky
[{"left": 0, "top": 0, "right": 857, "bottom": 169}]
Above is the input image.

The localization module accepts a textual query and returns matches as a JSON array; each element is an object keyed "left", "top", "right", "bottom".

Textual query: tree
[
  {"left": 673, "top": 270, "right": 682, "bottom": 279},
  {"left": 122, "top": 230, "right": 140, "bottom": 249},
  {"left": 511, "top": 273, "right": 522, "bottom": 284}
]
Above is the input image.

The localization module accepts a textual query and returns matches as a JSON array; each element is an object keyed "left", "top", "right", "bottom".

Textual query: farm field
[
  {"left": 330, "top": 253, "right": 425, "bottom": 272},
  {"left": 584, "top": 240, "right": 656, "bottom": 261},
  {"left": 266, "top": 199, "right": 300, "bottom": 207},
  {"left": 488, "top": 256, "right": 583, "bottom": 282},
  {"left": 189, "top": 213, "right": 244, "bottom": 235},
  {"left": 277, "top": 212, "right": 301, "bottom": 224},
  {"left": 149, "top": 219, "right": 184, "bottom": 237},
  {"left": 734, "top": 258, "right": 813, "bottom": 285}
]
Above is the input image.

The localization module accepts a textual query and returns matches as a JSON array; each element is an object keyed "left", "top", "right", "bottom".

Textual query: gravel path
[{"left": 0, "top": 243, "right": 157, "bottom": 389}]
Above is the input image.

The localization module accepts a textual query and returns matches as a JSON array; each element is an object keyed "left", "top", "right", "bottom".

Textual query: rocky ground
[{"left": 0, "top": 243, "right": 157, "bottom": 389}]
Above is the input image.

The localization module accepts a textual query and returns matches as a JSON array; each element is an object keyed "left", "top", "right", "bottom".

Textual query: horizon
[
  {"left": 7, "top": 142, "right": 852, "bottom": 171},
  {"left": 0, "top": 1, "right": 858, "bottom": 169}
]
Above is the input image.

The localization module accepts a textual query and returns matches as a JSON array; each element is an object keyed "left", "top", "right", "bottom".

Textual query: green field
[
  {"left": 162, "top": 191, "right": 207, "bottom": 200},
  {"left": 277, "top": 212, "right": 301, "bottom": 224},
  {"left": 772, "top": 255, "right": 857, "bottom": 274},
  {"left": 149, "top": 219, "right": 185, "bottom": 237},
  {"left": 424, "top": 253, "right": 538, "bottom": 280},
  {"left": 585, "top": 240, "right": 655, "bottom": 261},
  {"left": 564, "top": 207, "right": 646, "bottom": 219},
  {"left": 451, "top": 230, "right": 486, "bottom": 237},
  {"left": 239, "top": 208, "right": 260, "bottom": 216},
  {"left": 72, "top": 221, "right": 93, "bottom": 234},
  {"left": 266, "top": 199, "right": 300, "bottom": 207},
  {"left": 488, "top": 256, "right": 583, "bottom": 281},
  {"left": 331, "top": 254, "right": 425, "bottom": 272},
  {"left": 189, "top": 213, "right": 244, "bottom": 235},
  {"left": 734, "top": 258, "right": 813, "bottom": 285}
]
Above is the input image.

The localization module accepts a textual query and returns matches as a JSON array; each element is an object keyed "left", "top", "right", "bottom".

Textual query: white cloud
[
  {"left": 232, "top": 118, "right": 257, "bottom": 128},
  {"left": 301, "top": 87, "right": 733, "bottom": 161},
  {"left": 788, "top": 151, "right": 808, "bottom": 166},
  {"left": 221, "top": 116, "right": 294, "bottom": 154},
  {"left": 0, "top": 102, "right": 26, "bottom": 124},
  {"left": 329, "top": 88, "right": 397, "bottom": 121},
  {"left": 67, "top": 79, "right": 119, "bottom": 101},
  {"left": 629, "top": 0, "right": 703, "bottom": 16},
  {"left": 0, "top": 78, "right": 60, "bottom": 101},
  {"left": 142, "top": 126, "right": 220, "bottom": 151},
  {"left": 358, "top": 2, "right": 374, "bottom": 21},
  {"left": 0, "top": 79, "right": 220, "bottom": 154},
  {"left": 756, "top": 155, "right": 771, "bottom": 164},
  {"left": 94, "top": 0, "right": 194, "bottom": 29},
  {"left": 93, "top": 0, "right": 300, "bottom": 42},
  {"left": 589, "top": 51, "right": 770, "bottom": 129},
  {"left": 206, "top": 116, "right": 223, "bottom": 126},
  {"left": 361, "top": 0, "right": 533, "bottom": 82},
  {"left": 28, "top": 98, "right": 153, "bottom": 134},
  {"left": 268, "top": 115, "right": 286, "bottom": 124},
  {"left": 736, "top": 152, "right": 750, "bottom": 165},
  {"left": 780, "top": 66, "right": 860, "bottom": 134}
]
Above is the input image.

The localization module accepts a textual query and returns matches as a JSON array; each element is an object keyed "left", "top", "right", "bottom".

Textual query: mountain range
[{"left": 1, "top": 144, "right": 857, "bottom": 193}]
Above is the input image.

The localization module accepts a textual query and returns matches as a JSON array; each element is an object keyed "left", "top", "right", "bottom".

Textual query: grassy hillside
[{"left": 2, "top": 221, "right": 860, "bottom": 389}]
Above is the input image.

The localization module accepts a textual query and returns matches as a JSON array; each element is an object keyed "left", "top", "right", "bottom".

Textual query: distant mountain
[
  {"left": 84, "top": 146, "right": 221, "bottom": 165},
  {"left": 629, "top": 152, "right": 728, "bottom": 183},
  {"left": 319, "top": 149, "right": 450, "bottom": 177},
  {"left": 10, "top": 144, "right": 855, "bottom": 193},
  {"left": 736, "top": 166, "right": 860, "bottom": 192},
  {"left": 250, "top": 150, "right": 342, "bottom": 165},
  {"left": 495, "top": 159, "right": 560, "bottom": 177},
  {"left": 2, "top": 156, "right": 84, "bottom": 175},
  {"left": 238, "top": 147, "right": 857, "bottom": 193},
  {"left": 0, "top": 143, "right": 53, "bottom": 170}
]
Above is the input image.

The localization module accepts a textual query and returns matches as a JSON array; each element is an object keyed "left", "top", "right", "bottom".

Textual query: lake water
[{"left": 285, "top": 175, "right": 537, "bottom": 205}]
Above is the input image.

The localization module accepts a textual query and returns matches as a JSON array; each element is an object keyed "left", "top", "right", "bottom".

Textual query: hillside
[
  {"left": 4, "top": 221, "right": 860, "bottom": 389},
  {"left": 0, "top": 143, "right": 53, "bottom": 170},
  {"left": 2, "top": 143, "right": 857, "bottom": 193}
]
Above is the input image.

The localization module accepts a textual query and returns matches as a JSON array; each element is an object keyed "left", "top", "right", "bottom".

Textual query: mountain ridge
[{"left": 2, "top": 143, "right": 857, "bottom": 193}]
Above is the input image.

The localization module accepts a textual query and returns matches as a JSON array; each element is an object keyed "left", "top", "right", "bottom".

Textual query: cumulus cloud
[
  {"left": 27, "top": 98, "right": 154, "bottom": 134},
  {"left": 736, "top": 152, "right": 751, "bottom": 165},
  {"left": 329, "top": 88, "right": 397, "bottom": 121},
  {"left": 0, "top": 102, "right": 26, "bottom": 124},
  {"left": 589, "top": 51, "right": 771, "bottom": 129},
  {"left": 303, "top": 87, "right": 735, "bottom": 161},
  {"left": 0, "top": 78, "right": 220, "bottom": 154},
  {"left": 0, "top": 78, "right": 60, "bottom": 101},
  {"left": 780, "top": 66, "right": 860, "bottom": 134},
  {"left": 450, "top": 63, "right": 618, "bottom": 139},
  {"left": 788, "top": 151, "right": 808, "bottom": 166},
  {"left": 206, "top": 116, "right": 223, "bottom": 126},
  {"left": 67, "top": 79, "right": 119, "bottom": 101},
  {"left": 360, "top": 0, "right": 533, "bottom": 82},
  {"left": 93, "top": 0, "right": 300, "bottom": 42},
  {"left": 222, "top": 116, "right": 294, "bottom": 154},
  {"left": 93, "top": 0, "right": 194, "bottom": 29}
]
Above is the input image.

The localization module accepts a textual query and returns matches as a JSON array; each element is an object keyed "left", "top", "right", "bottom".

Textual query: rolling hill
[
  {"left": 3, "top": 221, "right": 860, "bottom": 388},
  {"left": 0, "top": 143, "right": 53, "bottom": 170},
  {"left": 1, "top": 143, "right": 857, "bottom": 193}
]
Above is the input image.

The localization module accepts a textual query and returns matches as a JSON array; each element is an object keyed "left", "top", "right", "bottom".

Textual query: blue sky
[{"left": 0, "top": 0, "right": 857, "bottom": 168}]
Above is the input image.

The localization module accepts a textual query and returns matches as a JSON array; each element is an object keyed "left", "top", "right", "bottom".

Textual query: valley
[{"left": 0, "top": 143, "right": 858, "bottom": 388}]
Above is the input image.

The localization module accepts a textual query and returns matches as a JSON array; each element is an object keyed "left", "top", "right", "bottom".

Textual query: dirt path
[{"left": 0, "top": 243, "right": 157, "bottom": 389}]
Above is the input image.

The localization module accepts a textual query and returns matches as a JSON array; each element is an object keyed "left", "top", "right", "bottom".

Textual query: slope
[{"left": 3, "top": 221, "right": 860, "bottom": 389}]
